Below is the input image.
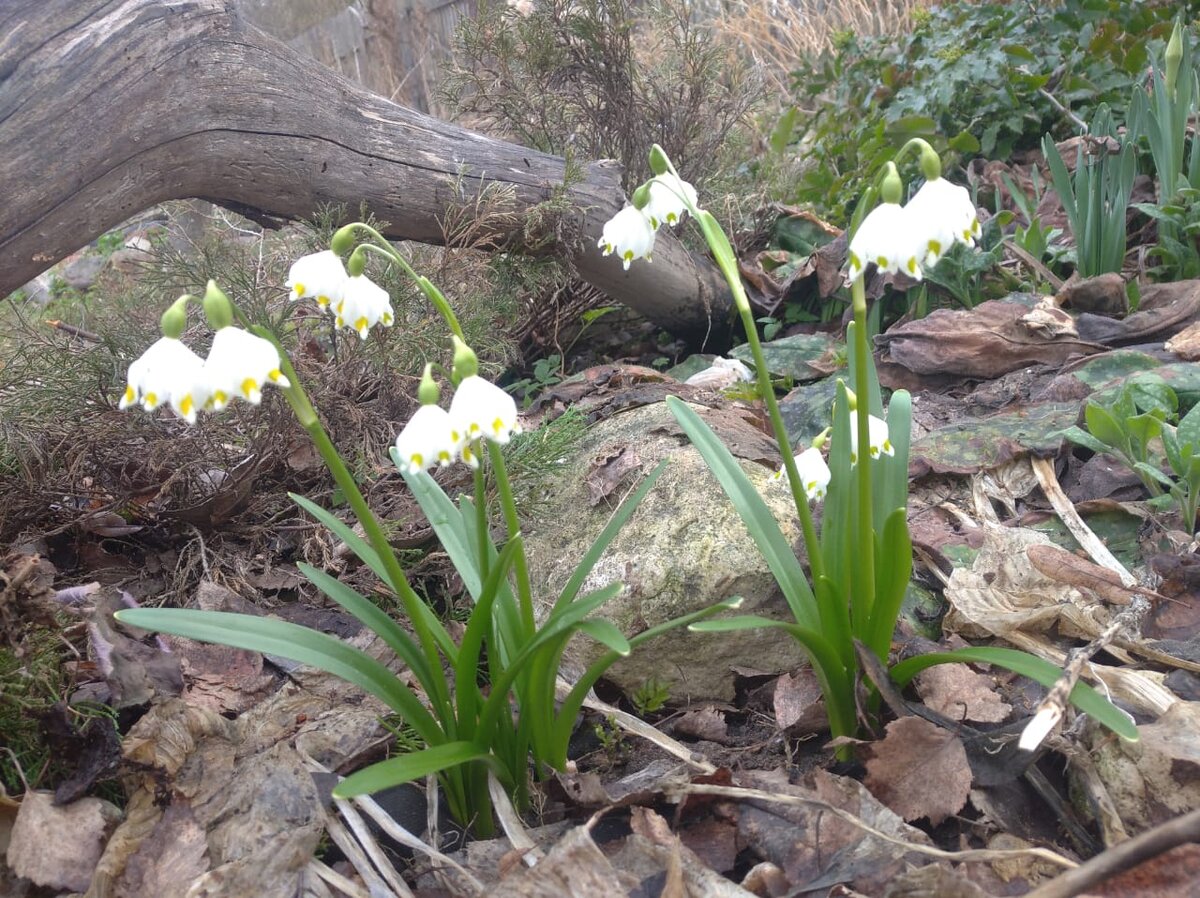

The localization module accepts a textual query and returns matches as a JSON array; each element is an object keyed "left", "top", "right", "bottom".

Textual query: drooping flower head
[
  {"left": 449, "top": 375, "right": 522, "bottom": 449},
  {"left": 849, "top": 414, "right": 895, "bottom": 465},
  {"left": 286, "top": 250, "right": 348, "bottom": 309},
  {"left": 203, "top": 326, "right": 291, "bottom": 410},
  {"left": 904, "top": 177, "right": 981, "bottom": 268},
  {"left": 847, "top": 161, "right": 923, "bottom": 282},
  {"left": 598, "top": 205, "right": 656, "bottom": 270},
  {"left": 772, "top": 447, "right": 831, "bottom": 503},
  {"left": 394, "top": 365, "right": 458, "bottom": 474},
  {"left": 119, "top": 336, "right": 210, "bottom": 424},
  {"left": 335, "top": 274, "right": 394, "bottom": 339},
  {"left": 642, "top": 173, "right": 699, "bottom": 230}
]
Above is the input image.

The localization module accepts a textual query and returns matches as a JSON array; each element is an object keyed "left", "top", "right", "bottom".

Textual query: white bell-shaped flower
[
  {"left": 905, "top": 177, "right": 981, "bottom": 267},
  {"left": 772, "top": 447, "right": 831, "bottom": 502},
  {"left": 394, "top": 404, "right": 459, "bottom": 474},
  {"left": 849, "top": 414, "right": 895, "bottom": 465},
  {"left": 598, "top": 205, "right": 656, "bottom": 270},
  {"left": 335, "top": 275, "right": 394, "bottom": 339},
  {"left": 203, "top": 327, "right": 290, "bottom": 410},
  {"left": 642, "top": 174, "right": 698, "bottom": 229},
  {"left": 448, "top": 375, "right": 522, "bottom": 453},
  {"left": 847, "top": 202, "right": 923, "bottom": 282},
  {"left": 286, "top": 250, "right": 347, "bottom": 310},
  {"left": 119, "top": 337, "right": 211, "bottom": 424}
]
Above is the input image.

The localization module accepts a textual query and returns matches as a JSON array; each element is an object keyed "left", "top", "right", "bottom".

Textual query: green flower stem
[
  {"left": 849, "top": 278, "right": 878, "bottom": 639},
  {"left": 487, "top": 440, "right": 535, "bottom": 635},
  {"left": 473, "top": 464, "right": 491, "bottom": 584},
  {"left": 345, "top": 230, "right": 466, "bottom": 342},
  {"left": 245, "top": 320, "right": 456, "bottom": 731},
  {"left": 693, "top": 210, "right": 825, "bottom": 585}
]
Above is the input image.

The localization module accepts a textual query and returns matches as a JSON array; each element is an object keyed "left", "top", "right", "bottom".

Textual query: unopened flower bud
[
  {"left": 880, "top": 162, "right": 903, "bottom": 206},
  {"left": 451, "top": 335, "right": 479, "bottom": 382},
  {"left": 649, "top": 144, "right": 670, "bottom": 176},
  {"left": 417, "top": 363, "right": 440, "bottom": 406},
  {"left": 918, "top": 143, "right": 942, "bottom": 183},
  {"left": 202, "top": 280, "right": 233, "bottom": 330},
  {"left": 159, "top": 295, "right": 191, "bottom": 339},
  {"left": 331, "top": 225, "right": 357, "bottom": 256},
  {"left": 1166, "top": 20, "right": 1184, "bottom": 95},
  {"left": 632, "top": 182, "right": 652, "bottom": 210},
  {"left": 347, "top": 248, "right": 367, "bottom": 277}
]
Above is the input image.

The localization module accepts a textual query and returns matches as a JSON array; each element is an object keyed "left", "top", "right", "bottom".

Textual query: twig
[
  {"left": 44, "top": 319, "right": 101, "bottom": 342},
  {"left": 1005, "top": 241, "right": 1065, "bottom": 291},
  {"left": 665, "top": 782, "right": 1078, "bottom": 870},
  {"left": 1024, "top": 808, "right": 1200, "bottom": 898},
  {"left": 1039, "top": 87, "right": 1088, "bottom": 133}
]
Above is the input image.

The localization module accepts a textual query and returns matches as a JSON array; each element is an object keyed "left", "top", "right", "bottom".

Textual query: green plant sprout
[
  {"left": 621, "top": 143, "right": 1137, "bottom": 759},
  {"left": 1041, "top": 104, "right": 1136, "bottom": 279},
  {"left": 630, "top": 677, "right": 670, "bottom": 716},
  {"left": 112, "top": 234, "right": 735, "bottom": 838},
  {"left": 1064, "top": 379, "right": 1200, "bottom": 532}
]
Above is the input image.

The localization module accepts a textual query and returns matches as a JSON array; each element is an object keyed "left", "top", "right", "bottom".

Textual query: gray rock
[
  {"left": 61, "top": 253, "right": 107, "bottom": 290},
  {"left": 522, "top": 400, "right": 808, "bottom": 702}
]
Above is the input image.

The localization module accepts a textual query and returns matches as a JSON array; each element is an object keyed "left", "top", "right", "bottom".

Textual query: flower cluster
[
  {"left": 286, "top": 251, "right": 395, "bottom": 339},
  {"left": 598, "top": 172, "right": 698, "bottom": 270},
  {"left": 847, "top": 174, "right": 980, "bottom": 283},
  {"left": 119, "top": 286, "right": 289, "bottom": 424},
  {"left": 393, "top": 356, "right": 522, "bottom": 475}
]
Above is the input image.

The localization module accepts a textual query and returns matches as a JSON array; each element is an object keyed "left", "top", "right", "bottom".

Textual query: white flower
[
  {"left": 334, "top": 275, "right": 394, "bottom": 339},
  {"left": 598, "top": 205, "right": 656, "bottom": 270},
  {"left": 847, "top": 202, "right": 923, "bottom": 282},
  {"left": 448, "top": 375, "right": 522, "bottom": 454},
  {"left": 772, "top": 447, "right": 831, "bottom": 502},
  {"left": 849, "top": 415, "right": 894, "bottom": 465},
  {"left": 203, "top": 327, "right": 290, "bottom": 410},
  {"left": 642, "top": 174, "right": 698, "bottom": 229},
  {"left": 1018, "top": 705, "right": 1062, "bottom": 752},
  {"left": 286, "top": 250, "right": 347, "bottom": 309},
  {"left": 905, "top": 177, "right": 981, "bottom": 267},
  {"left": 118, "top": 337, "right": 211, "bottom": 424},
  {"left": 394, "top": 404, "right": 459, "bottom": 474}
]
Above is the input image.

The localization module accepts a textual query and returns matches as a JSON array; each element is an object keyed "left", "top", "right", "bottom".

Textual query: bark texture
[{"left": 0, "top": 0, "right": 732, "bottom": 342}]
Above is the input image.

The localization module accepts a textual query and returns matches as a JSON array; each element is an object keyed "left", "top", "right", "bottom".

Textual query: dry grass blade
[
  {"left": 489, "top": 771, "right": 543, "bottom": 867},
  {"left": 308, "top": 857, "right": 374, "bottom": 898},
  {"left": 666, "top": 783, "right": 1078, "bottom": 870}
]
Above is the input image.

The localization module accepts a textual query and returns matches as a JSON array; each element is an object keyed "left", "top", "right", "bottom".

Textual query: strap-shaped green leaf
[
  {"left": 290, "top": 493, "right": 385, "bottom": 581},
  {"left": 115, "top": 608, "right": 445, "bottom": 744},
  {"left": 890, "top": 647, "right": 1139, "bottom": 742},
  {"left": 575, "top": 619, "right": 631, "bottom": 655},
  {"left": 666, "top": 396, "right": 819, "bottom": 631},
  {"left": 332, "top": 741, "right": 504, "bottom": 798}
]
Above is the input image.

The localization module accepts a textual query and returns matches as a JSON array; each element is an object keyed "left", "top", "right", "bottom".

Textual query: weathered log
[{"left": 0, "top": 0, "right": 732, "bottom": 344}]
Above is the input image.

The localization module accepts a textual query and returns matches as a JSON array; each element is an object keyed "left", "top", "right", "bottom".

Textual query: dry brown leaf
[
  {"left": 114, "top": 800, "right": 209, "bottom": 896},
  {"left": 584, "top": 446, "right": 644, "bottom": 506},
  {"left": 672, "top": 707, "right": 730, "bottom": 744},
  {"left": 1088, "top": 843, "right": 1200, "bottom": 897},
  {"left": 914, "top": 663, "right": 1012, "bottom": 724},
  {"left": 6, "top": 791, "right": 121, "bottom": 892},
  {"left": 865, "top": 717, "right": 972, "bottom": 825},
  {"left": 1026, "top": 544, "right": 1162, "bottom": 606},
  {"left": 772, "top": 668, "right": 827, "bottom": 732}
]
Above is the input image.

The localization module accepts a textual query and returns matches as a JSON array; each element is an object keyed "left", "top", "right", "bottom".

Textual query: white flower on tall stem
[
  {"left": 904, "top": 177, "right": 981, "bottom": 267},
  {"left": 448, "top": 375, "right": 522, "bottom": 452},
  {"left": 335, "top": 274, "right": 394, "bottom": 339},
  {"left": 118, "top": 337, "right": 210, "bottom": 424},
  {"left": 286, "top": 250, "right": 348, "bottom": 310},
  {"left": 847, "top": 201, "right": 924, "bottom": 282},
  {"left": 773, "top": 447, "right": 831, "bottom": 502},
  {"left": 849, "top": 415, "right": 894, "bottom": 465},
  {"left": 203, "top": 327, "right": 290, "bottom": 410},
  {"left": 598, "top": 205, "right": 656, "bottom": 270},
  {"left": 643, "top": 173, "right": 698, "bottom": 229},
  {"left": 394, "top": 404, "right": 458, "bottom": 474}
]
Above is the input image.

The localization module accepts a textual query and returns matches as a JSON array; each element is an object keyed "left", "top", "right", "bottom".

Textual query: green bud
[
  {"left": 159, "top": 295, "right": 191, "bottom": 339},
  {"left": 331, "top": 224, "right": 358, "bottom": 256},
  {"left": 632, "top": 182, "right": 651, "bottom": 210},
  {"left": 202, "top": 280, "right": 233, "bottom": 330},
  {"left": 1166, "top": 20, "right": 1184, "bottom": 95},
  {"left": 450, "top": 335, "right": 478, "bottom": 382},
  {"left": 880, "top": 162, "right": 903, "bottom": 205},
  {"left": 811, "top": 427, "right": 831, "bottom": 451},
  {"left": 417, "top": 363, "right": 440, "bottom": 406},
  {"left": 918, "top": 143, "right": 942, "bottom": 183},
  {"left": 649, "top": 144, "right": 670, "bottom": 176},
  {"left": 347, "top": 248, "right": 367, "bottom": 277}
]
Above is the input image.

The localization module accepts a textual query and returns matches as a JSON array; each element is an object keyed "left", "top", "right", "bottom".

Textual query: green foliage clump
[{"left": 791, "top": 0, "right": 1181, "bottom": 220}]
